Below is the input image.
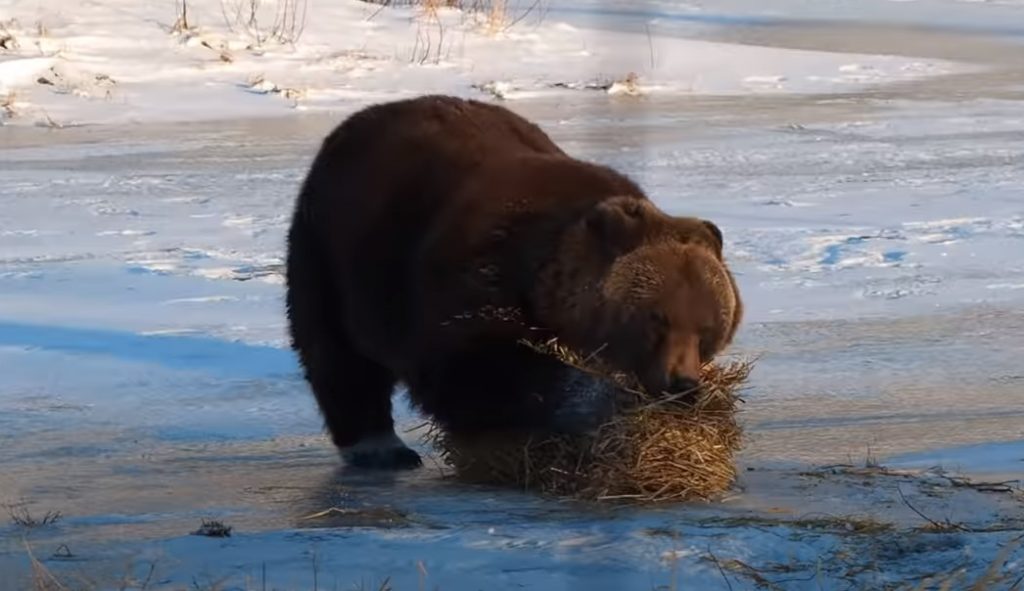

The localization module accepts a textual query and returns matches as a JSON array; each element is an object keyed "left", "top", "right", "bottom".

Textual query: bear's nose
[{"left": 667, "top": 375, "right": 700, "bottom": 397}]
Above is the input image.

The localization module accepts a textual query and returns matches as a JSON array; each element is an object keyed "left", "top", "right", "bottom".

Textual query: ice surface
[{"left": 1, "top": 0, "right": 1023, "bottom": 588}]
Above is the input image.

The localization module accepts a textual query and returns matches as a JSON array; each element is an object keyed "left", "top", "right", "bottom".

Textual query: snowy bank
[{"left": 0, "top": 0, "right": 963, "bottom": 127}]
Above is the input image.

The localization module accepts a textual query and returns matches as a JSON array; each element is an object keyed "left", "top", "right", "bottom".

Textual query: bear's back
[
  {"left": 299, "top": 96, "right": 568, "bottom": 257},
  {"left": 294, "top": 96, "right": 645, "bottom": 371},
  {"left": 319, "top": 95, "right": 564, "bottom": 179},
  {"left": 295, "top": 96, "right": 572, "bottom": 366}
]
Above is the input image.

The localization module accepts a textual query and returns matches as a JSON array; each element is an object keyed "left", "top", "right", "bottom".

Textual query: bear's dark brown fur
[{"left": 285, "top": 95, "right": 742, "bottom": 469}]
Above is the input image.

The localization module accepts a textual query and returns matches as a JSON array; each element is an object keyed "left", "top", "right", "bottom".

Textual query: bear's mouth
[{"left": 638, "top": 372, "right": 702, "bottom": 402}]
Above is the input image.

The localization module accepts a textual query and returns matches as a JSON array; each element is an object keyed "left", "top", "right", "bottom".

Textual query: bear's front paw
[
  {"left": 547, "top": 369, "right": 619, "bottom": 435},
  {"left": 340, "top": 432, "right": 423, "bottom": 470},
  {"left": 344, "top": 446, "right": 423, "bottom": 470}
]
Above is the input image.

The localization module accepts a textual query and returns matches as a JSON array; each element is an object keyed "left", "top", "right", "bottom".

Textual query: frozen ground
[{"left": 2, "top": 0, "right": 1024, "bottom": 589}]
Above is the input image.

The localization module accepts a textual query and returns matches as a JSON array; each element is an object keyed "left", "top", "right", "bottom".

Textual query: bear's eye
[
  {"left": 647, "top": 311, "right": 669, "bottom": 349},
  {"left": 648, "top": 311, "right": 669, "bottom": 329}
]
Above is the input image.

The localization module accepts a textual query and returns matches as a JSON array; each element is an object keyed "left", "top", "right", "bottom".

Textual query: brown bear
[{"left": 285, "top": 95, "right": 742, "bottom": 469}]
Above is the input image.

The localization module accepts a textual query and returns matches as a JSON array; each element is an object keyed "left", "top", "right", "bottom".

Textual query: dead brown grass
[
  {"left": 0, "top": 20, "right": 20, "bottom": 52},
  {"left": 24, "top": 542, "right": 68, "bottom": 591},
  {"left": 12, "top": 535, "right": 1022, "bottom": 590},
  {"left": 905, "top": 538, "right": 1022, "bottom": 591},
  {"left": 364, "top": 0, "right": 539, "bottom": 34},
  {"left": 2, "top": 91, "right": 18, "bottom": 120},
  {"left": 426, "top": 338, "right": 751, "bottom": 503},
  {"left": 7, "top": 505, "right": 62, "bottom": 528}
]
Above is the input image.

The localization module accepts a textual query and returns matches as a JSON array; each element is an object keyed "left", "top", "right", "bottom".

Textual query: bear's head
[{"left": 534, "top": 196, "right": 742, "bottom": 398}]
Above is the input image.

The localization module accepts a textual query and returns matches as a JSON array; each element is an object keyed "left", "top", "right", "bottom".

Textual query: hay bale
[{"left": 425, "top": 339, "right": 752, "bottom": 503}]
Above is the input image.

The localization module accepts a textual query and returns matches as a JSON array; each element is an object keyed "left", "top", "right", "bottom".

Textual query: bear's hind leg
[
  {"left": 300, "top": 343, "right": 420, "bottom": 470},
  {"left": 285, "top": 215, "right": 421, "bottom": 470}
]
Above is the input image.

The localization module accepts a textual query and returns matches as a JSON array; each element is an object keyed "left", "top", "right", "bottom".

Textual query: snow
[
  {"left": 0, "top": 0, "right": 971, "bottom": 127},
  {"left": 2, "top": 0, "right": 1024, "bottom": 589}
]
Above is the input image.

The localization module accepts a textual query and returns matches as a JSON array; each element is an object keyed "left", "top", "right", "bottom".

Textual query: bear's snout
[
  {"left": 640, "top": 370, "right": 701, "bottom": 400},
  {"left": 638, "top": 329, "right": 703, "bottom": 398},
  {"left": 667, "top": 375, "right": 700, "bottom": 397}
]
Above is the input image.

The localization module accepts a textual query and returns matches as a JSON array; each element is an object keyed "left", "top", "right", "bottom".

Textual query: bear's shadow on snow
[
  {"left": 296, "top": 460, "right": 602, "bottom": 531},
  {"left": 0, "top": 321, "right": 300, "bottom": 380}
]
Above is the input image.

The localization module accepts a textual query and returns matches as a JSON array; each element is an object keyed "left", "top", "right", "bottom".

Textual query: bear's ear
[
  {"left": 702, "top": 220, "right": 723, "bottom": 250},
  {"left": 585, "top": 198, "right": 645, "bottom": 254}
]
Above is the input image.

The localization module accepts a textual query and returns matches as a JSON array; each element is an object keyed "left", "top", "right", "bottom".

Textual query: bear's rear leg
[
  {"left": 286, "top": 217, "right": 421, "bottom": 470},
  {"left": 297, "top": 341, "right": 421, "bottom": 470}
]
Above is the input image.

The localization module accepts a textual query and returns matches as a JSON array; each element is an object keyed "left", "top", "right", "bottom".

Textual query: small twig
[
  {"left": 502, "top": 0, "right": 543, "bottom": 31},
  {"left": 425, "top": 451, "right": 449, "bottom": 478},
  {"left": 718, "top": 558, "right": 785, "bottom": 590},
  {"left": 706, "top": 547, "right": 734, "bottom": 591},
  {"left": 140, "top": 561, "right": 157, "bottom": 590},
  {"left": 771, "top": 571, "right": 827, "bottom": 587},
  {"left": 816, "top": 464, "right": 857, "bottom": 471},
  {"left": 366, "top": 0, "right": 391, "bottom": 22},
  {"left": 402, "top": 420, "right": 432, "bottom": 434},
  {"left": 24, "top": 540, "right": 69, "bottom": 591},
  {"left": 896, "top": 485, "right": 968, "bottom": 532},
  {"left": 416, "top": 560, "right": 428, "bottom": 591},
  {"left": 581, "top": 342, "right": 608, "bottom": 365},
  {"left": 645, "top": 23, "right": 655, "bottom": 70},
  {"left": 300, "top": 507, "right": 353, "bottom": 520},
  {"left": 945, "top": 476, "right": 1020, "bottom": 493}
]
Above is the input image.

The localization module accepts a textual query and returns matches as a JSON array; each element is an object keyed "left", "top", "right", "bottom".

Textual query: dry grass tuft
[
  {"left": 201, "top": 39, "right": 235, "bottom": 63},
  {"left": 20, "top": 541, "right": 71, "bottom": 591},
  {"left": 220, "top": 0, "right": 308, "bottom": 47},
  {"left": 8, "top": 505, "right": 62, "bottom": 528},
  {"left": 170, "top": 0, "right": 193, "bottom": 35},
  {"left": 191, "top": 518, "right": 233, "bottom": 538},
  {"left": 364, "top": 0, "right": 541, "bottom": 34},
  {"left": 244, "top": 73, "right": 305, "bottom": 106},
  {"left": 607, "top": 71, "right": 643, "bottom": 97},
  {"left": 1, "top": 20, "right": 20, "bottom": 52},
  {"left": 1, "top": 91, "right": 17, "bottom": 120},
  {"left": 426, "top": 338, "right": 751, "bottom": 503}
]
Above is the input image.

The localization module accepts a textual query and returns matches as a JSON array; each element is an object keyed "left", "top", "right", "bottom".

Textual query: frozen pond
[{"left": 1, "top": 8, "right": 1023, "bottom": 591}]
